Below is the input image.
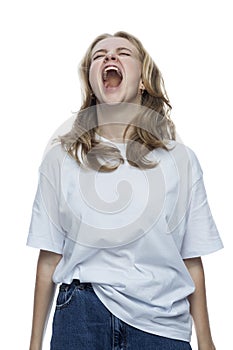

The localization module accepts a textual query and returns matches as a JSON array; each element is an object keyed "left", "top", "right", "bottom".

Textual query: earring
[{"left": 140, "top": 82, "right": 145, "bottom": 94}]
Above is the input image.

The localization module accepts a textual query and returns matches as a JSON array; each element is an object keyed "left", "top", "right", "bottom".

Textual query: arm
[
  {"left": 184, "top": 257, "right": 216, "bottom": 350},
  {"left": 29, "top": 250, "right": 62, "bottom": 350}
]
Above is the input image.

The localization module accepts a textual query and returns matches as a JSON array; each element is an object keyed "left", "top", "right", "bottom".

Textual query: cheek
[
  {"left": 126, "top": 64, "right": 142, "bottom": 87},
  {"left": 126, "top": 59, "right": 142, "bottom": 77},
  {"left": 89, "top": 65, "right": 98, "bottom": 91}
]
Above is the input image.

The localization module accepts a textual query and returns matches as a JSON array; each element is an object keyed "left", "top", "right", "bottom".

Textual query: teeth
[
  {"left": 103, "top": 71, "right": 107, "bottom": 80},
  {"left": 103, "top": 66, "right": 122, "bottom": 81},
  {"left": 105, "top": 66, "right": 118, "bottom": 72}
]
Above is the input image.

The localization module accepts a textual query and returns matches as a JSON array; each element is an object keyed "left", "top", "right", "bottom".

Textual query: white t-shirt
[{"left": 27, "top": 136, "right": 223, "bottom": 342}]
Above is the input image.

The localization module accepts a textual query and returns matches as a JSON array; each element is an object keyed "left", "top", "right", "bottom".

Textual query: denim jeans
[{"left": 51, "top": 280, "right": 192, "bottom": 350}]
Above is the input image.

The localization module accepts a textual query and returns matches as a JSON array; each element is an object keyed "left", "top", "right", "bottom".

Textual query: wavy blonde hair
[{"left": 58, "top": 31, "right": 176, "bottom": 172}]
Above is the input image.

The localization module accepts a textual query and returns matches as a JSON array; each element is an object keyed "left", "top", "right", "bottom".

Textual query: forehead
[{"left": 92, "top": 37, "right": 137, "bottom": 53}]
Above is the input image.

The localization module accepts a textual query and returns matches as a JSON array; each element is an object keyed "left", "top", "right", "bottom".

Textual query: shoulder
[
  {"left": 163, "top": 140, "right": 203, "bottom": 183},
  {"left": 39, "top": 143, "right": 69, "bottom": 177},
  {"left": 166, "top": 140, "right": 200, "bottom": 160}
]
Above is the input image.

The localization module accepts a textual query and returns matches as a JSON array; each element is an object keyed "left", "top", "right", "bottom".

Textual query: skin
[
  {"left": 89, "top": 37, "right": 145, "bottom": 142},
  {"left": 29, "top": 250, "right": 62, "bottom": 350},
  {"left": 184, "top": 258, "right": 216, "bottom": 350},
  {"left": 89, "top": 37, "right": 144, "bottom": 105},
  {"left": 29, "top": 37, "right": 217, "bottom": 350}
]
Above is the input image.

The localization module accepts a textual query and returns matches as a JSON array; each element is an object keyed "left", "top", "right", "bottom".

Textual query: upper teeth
[
  {"left": 103, "top": 66, "right": 122, "bottom": 80},
  {"left": 105, "top": 66, "right": 118, "bottom": 72}
]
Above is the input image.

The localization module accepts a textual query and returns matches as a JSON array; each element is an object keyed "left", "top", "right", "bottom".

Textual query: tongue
[{"left": 104, "top": 70, "right": 122, "bottom": 88}]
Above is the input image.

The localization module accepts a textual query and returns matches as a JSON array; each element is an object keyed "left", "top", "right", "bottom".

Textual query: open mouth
[{"left": 102, "top": 65, "right": 123, "bottom": 88}]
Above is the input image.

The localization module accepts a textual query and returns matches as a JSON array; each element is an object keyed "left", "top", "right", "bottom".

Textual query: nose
[{"left": 104, "top": 52, "right": 117, "bottom": 63}]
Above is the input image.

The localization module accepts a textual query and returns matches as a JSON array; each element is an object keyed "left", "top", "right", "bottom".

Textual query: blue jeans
[{"left": 51, "top": 280, "right": 192, "bottom": 350}]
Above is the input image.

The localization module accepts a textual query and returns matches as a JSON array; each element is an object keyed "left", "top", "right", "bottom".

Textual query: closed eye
[
  {"left": 119, "top": 52, "right": 131, "bottom": 56},
  {"left": 92, "top": 54, "right": 105, "bottom": 61}
]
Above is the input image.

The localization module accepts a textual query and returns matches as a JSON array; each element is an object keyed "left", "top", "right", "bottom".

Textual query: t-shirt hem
[
  {"left": 181, "top": 239, "right": 224, "bottom": 259},
  {"left": 26, "top": 235, "right": 64, "bottom": 255},
  {"left": 92, "top": 285, "right": 192, "bottom": 342}
]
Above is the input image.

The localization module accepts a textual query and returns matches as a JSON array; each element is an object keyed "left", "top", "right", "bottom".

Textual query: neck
[{"left": 95, "top": 102, "right": 141, "bottom": 142}]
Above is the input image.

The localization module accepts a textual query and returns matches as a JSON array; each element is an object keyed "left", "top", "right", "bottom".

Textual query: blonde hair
[{"left": 58, "top": 31, "right": 176, "bottom": 172}]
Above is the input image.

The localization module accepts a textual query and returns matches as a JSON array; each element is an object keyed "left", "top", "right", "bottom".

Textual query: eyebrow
[{"left": 92, "top": 47, "right": 133, "bottom": 58}]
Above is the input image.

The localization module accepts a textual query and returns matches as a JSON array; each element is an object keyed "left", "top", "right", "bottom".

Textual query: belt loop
[{"left": 73, "top": 279, "right": 81, "bottom": 286}]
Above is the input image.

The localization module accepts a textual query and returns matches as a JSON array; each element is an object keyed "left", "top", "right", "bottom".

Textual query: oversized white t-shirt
[{"left": 27, "top": 136, "right": 223, "bottom": 342}]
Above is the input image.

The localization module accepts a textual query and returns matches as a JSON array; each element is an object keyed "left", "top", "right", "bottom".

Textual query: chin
[
  {"left": 103, "top": 98, "right": 124, "bottom": 106},
  {"left": 97, "top": 91, "right": 125, "bottom": 105}
]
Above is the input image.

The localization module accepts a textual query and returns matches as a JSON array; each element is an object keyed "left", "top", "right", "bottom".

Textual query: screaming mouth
[{"left": 102, "top": 65, "right": 123, "bottom": 88}]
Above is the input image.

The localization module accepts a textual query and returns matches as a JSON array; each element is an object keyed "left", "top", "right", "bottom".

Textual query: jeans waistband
[{"left": 60, "top": 279, "right": 93, "bottom": 292}]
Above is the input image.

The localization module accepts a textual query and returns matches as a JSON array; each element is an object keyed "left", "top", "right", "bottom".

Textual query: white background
[{"left": 0, "top": 0, "right": 231, "bottom": 349}]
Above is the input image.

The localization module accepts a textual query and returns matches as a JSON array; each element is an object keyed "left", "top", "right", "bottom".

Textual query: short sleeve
[
  {"left": 27, "top": 171, "right": 65, "bottom": 254},
  {"left": 181, "top": 174, "right": 223, "bottom": 259}
]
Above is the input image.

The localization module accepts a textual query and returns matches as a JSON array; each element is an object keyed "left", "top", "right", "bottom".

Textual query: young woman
[{"left": 27, "top": 31, "right": 223, "bottom": 350}]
